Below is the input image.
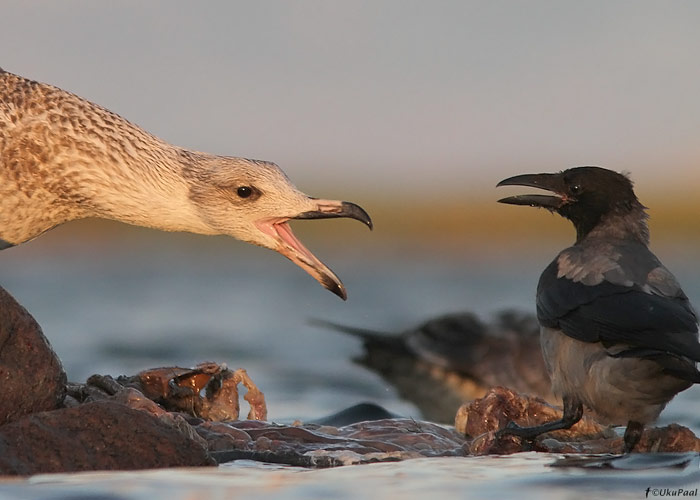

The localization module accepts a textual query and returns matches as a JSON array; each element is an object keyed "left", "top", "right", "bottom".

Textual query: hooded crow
[{"left": 496, "top": 166, "right": 699, "bottom": 452}]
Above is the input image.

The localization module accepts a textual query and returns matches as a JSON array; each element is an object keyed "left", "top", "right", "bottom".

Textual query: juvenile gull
[{"left": 0, "top": 68, "right": 371, "bottom": 299}]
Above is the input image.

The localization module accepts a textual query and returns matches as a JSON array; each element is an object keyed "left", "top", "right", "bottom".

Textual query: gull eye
[
  {"left": 237, "top": 186, "right": 253, "bottom": 198},
  {"left": 569, "top": 184, "right": 582, "bottom": 195}
]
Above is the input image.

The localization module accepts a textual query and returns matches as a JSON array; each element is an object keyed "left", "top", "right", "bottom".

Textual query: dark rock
[
  {"left": 456, "top": 386, "right": 606, "bottom": 441},
  {"left": 310, "top": 402, "right": 400, "bottom": 426},
  {"left": 0, "top": 286, "right": 66, "bottom": 424},
  {"left": 208, "top": 418, "right": 467, "bottom": 467},
  {"left": 195, "top": 421, "right": 254, "bottom": 451},
  {"left": 457, "top": 387, "right": 700, "bottom": 455},
  {"left": 0, "top": 401, "right": 215, "bottom": 475}
]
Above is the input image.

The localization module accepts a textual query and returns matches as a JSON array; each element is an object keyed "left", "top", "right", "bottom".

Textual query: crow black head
[{"left": 497, "top": 166, "right": 645, "bottom": 240}]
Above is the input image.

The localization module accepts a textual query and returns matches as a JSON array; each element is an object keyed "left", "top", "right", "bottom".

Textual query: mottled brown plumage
[{"left": 0, "top": 68, "right": 371, "bottom": 298}]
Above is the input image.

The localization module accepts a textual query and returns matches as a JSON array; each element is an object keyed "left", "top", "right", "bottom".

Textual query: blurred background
[{"left": 1, "top": 1, "right": 699, "bottom": 423}]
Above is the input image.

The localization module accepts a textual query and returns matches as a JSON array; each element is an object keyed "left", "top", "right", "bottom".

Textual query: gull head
[{"left": 185, "top": 156, "right": 372, "bottom": 300}]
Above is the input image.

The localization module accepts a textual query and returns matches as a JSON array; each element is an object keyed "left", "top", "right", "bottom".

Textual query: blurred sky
[{"left": 2, "top": 0, "right": 699, "bottom": 196}]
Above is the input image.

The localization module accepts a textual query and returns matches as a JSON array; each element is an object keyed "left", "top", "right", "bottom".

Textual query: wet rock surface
[
  {"left": 2, "top": 368, "right": 700, "bottom": 474},
  {"left": 205, "top": 418, "right": 466, "bottom": 467},
  {"left": 63, "top": 371, "right": 467, "bottom": 467},
  {"left": 456, "top": 386, "right": 607, "bottom": 442},
  {"left": 0, "top": 401, "right": 215, "bottom": 475},
  {"left": 0, "top": 286, "right": 66, "bottom": 424},
  {"left": 457, "top": 387, "right": 700, "bottom": 455}
]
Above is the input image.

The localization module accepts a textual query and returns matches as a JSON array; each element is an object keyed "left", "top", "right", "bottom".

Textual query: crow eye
[
  {"left": 570, "top": 184, "right": 582, "bottom": 195},
  {"left": 237, "top": 186, "right": 253, "bottom": 198}
]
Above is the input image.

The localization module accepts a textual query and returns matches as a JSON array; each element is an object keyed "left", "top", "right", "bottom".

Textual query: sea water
[{"left": 1, "top": 228, "right": 698, "bottom": 498}]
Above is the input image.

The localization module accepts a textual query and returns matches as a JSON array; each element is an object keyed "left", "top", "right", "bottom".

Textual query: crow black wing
[{"left": 537, "top": 258, "right": 700, "bottom": 362}]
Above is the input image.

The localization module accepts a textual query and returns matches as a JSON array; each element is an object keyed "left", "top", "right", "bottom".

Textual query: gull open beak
[
  {"left": 256, "top": 200, "right": 372, "bottom": 300},
  {"left": 496, "top": 173, "right": 568, "bottom": 210}
]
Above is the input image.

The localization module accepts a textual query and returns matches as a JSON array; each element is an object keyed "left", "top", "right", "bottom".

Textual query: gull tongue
[
  {"left": 270, "top": 221, "right": 347, "bottom": 299},
  {"left": 274, "top": 221, "right": 317, "bottom": 265}
]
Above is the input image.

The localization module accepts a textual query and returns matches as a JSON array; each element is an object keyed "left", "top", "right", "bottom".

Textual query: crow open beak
[{"left": 496, "top": 173, "right": 568, "bottom": 210}]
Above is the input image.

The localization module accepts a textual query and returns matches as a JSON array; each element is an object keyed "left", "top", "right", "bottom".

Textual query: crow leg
[
  {"left": 496, "top": 395, "right": 583, "bottom": 441},
  {"left": 622, "top": 420, "right": 644, "bottom": 453}
]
